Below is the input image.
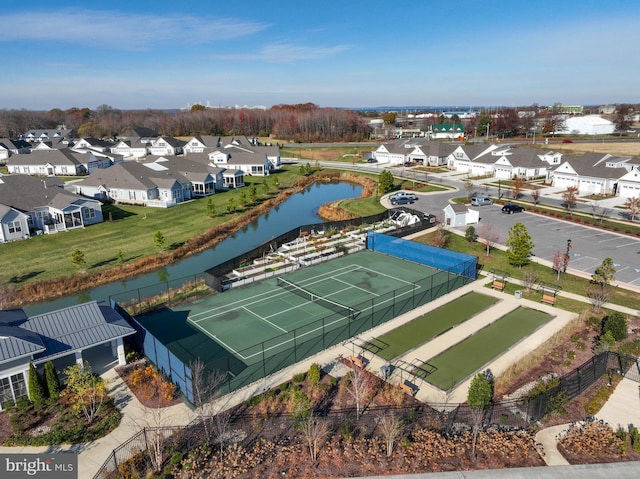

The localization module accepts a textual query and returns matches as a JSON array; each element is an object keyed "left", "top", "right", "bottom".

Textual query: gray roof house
[
  {"left": 148, "top": 136, "right": 186, "bottom": 156},
  {"left": 0, "top": 301, "right": 135, "bottom": 411},
  {"left": 372, "top": 139, "right": 428, "bottom": 165},
  {"left": 0, "top": 138, "right": 31, "bottom": 163},
  {"left": 73, "top": 161, "right": 192, "bottom": 207},
  {"left": 7, "top": 148, "right": 88, "bottom": 176},
  {"left": 0, "top": 174, "right": 104, "bottom": 238},
  {"left": 22, "top": 125, "right": 75, "bottom": 143}
]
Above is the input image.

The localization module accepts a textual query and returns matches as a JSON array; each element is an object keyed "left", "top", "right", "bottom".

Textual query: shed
[{"left": 443, "top": 203, "right": 479, "bottom": 227}]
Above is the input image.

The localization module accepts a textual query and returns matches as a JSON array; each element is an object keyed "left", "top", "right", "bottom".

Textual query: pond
[{"left": 23, "top": 182, "right": 363, "bottom": 315}]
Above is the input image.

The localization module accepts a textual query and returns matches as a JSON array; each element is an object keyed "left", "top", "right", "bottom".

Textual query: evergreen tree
[
  {"left": 28, "top": 362, "right": 46, "bottom": 405},
  {"left": 505, "top": 222, "right": 533, "bottom": 267},
  {"left": 378, "top": 170, "right": 394, "bottom": 194},
  {"left": 153, "top": 230, "right": 166, "bottom": 251},
  {"left": 71, "top": 248, "right": 86, "bottom": 269},
  {"left": 44, "top": 361, "right": 61, "bottom": 400},
  {"left": 592, "top": 257, "right": 616, "bottom": 286}
]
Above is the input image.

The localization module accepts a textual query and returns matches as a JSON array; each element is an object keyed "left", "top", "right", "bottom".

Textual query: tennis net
[{"left": 277, "top": 277, "right": 356, "bottom": 320}]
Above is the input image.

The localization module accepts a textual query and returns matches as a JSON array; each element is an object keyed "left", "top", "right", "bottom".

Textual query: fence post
[{"left": 112, "top": 451, "right": 118, "bottom": 473}]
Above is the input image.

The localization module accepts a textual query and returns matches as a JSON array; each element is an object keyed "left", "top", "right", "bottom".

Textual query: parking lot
[{"left": 461, "top": 206, "right": 640, "bottom": 287}]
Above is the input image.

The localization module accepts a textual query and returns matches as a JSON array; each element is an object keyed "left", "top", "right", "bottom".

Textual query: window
[
  {"left": 0, "top": 377, "right": 12, "bottom": 404},
  {"left": 11, "top": 373, "right": 27, "bottom": 399},
  {"left": 8, "top": 221, "right": 22, "bottom": 234},
  {"left": 83, "top": 208, "right": 95, "bottom": 219},
  {"left": 0, "top": 372, "right": 28, "bottom": 407}
]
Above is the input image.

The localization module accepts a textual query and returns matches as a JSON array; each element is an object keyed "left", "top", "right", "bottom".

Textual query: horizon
[{"left": 1, "top": 0, "right": 639, "bottom": 110}]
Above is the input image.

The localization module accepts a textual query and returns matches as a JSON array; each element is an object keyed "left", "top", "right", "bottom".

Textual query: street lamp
[
  {"left": 564, "top": 239, "right": 572, "bottom": 273},
  {"left": 485, "top": 124, "right": 490, "bottom": 142}
]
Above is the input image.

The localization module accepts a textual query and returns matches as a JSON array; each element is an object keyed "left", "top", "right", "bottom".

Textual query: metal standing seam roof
[
  {"left": 19, "top": 301, "right": 135, "bottom": 363},
  {"left": 0, "top": 326, "right": 46, "bottom": 364}
]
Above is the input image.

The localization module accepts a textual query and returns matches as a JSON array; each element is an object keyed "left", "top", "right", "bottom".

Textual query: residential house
[
  {"left": 373, "top": 138, "right": 428, "bottom": 165},
  {"left": 0, "top": 302, "right": 135, "bottom": 411},
  {"left": 430, "top": 123, "right": 465, "bottom": 140},
  {"left": 117, "top": 127, "right": 159, "bottom": 143},
  {"left": 448, "top": 144, "right": 500, "bottom": 175},
  {"left": 109, "top": 139, "right": 150, "bottom": 159},
  {"left": 0, "top": 204, "right": 30, "bottom": 242},
  {"left": 7, "top": 149, "right": 88, "bottom": 176},
  {"left": 30, "top": 138, "right": 70, "bottom": 151},
  {"left": 72, "top": 137, "right": 115, "bottom": 154},
  {"left": 167, "top": 153, "right": 245, "bottom": 189},
  {"left": 0, "top": 175, "right": 104, "bottom": 237},
  {"left": 491, "top": 148, "right": 558, "bottom": 180},
  {"left": 142, "top": 156, "right": 217, "bottom": 196},
  {"left": 409, "top": 142, "right": 456, "bottom": 166},
  {"left": 148, "top": 136, "right": 186, "bottom": 156},
  {"left": 73, "top": 161, "right": 191, "bottom": 207},
  {"left": 550, "top": 153, "right": 640, "bottom": 197},
  {"left": 21, "top": 125, "right": 75, "bottom": 143},
  {"left": 183, "top": 135, "right": 220, "bottom": 153},
  {"left": 0, "top": 139, "right": 31, "bottom": 164}
]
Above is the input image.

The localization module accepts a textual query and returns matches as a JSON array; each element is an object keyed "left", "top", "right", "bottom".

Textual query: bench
[
  {"left": 541, "top": 294, "right": 556, "bottom": 305},
  {"left": 492, "top": 280, "right": 505, "bottom": 291},
  {"left": 398, "top": 381, "right": 417, "bottom": 396},
  {"left": 350, "top": 355, "right": 366, "bottom": 368}
]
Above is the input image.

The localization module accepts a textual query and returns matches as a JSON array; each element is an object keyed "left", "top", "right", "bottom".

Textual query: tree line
[{"left": 0, "top": 103, "right": 371, "bottom": 142}]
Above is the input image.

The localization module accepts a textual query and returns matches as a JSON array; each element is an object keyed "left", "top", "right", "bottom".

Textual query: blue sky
[{"left": 1, "top": 0, "right": 639, "bottom": 110}]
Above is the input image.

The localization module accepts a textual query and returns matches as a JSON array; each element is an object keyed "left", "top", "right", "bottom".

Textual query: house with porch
[
  {"left": 0, "top": 175, "right": 104, "bottom": 238},
  {"left": 148, "top": 136, "right": 186, "bottom": 156},
  {"left": 0, "top": 139, "right": 31, "bottom": 163},
  {"left": 0, "top": 301, "right": 135, "bottom": 411}
]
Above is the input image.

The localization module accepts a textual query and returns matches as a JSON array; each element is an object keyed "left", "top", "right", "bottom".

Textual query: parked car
[
  {"left": 501, "top": 203, "right": 525, "bottom": 214},
  {"left": 471, "top": 196, "right": 493, "bottom": 206},
  {"left": 389, "top": 191, "right": 418, "bottom": 201},
  {"left": 367, "top": 158, "right": 377, "bottom": 163},
  {"left": 391, "top": 196, "right": 414, "bottom": 206}
]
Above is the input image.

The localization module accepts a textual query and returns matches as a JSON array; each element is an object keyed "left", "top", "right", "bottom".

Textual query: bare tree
[
  {"left": 130, "top": 404, "right": 171, "bottom": 473},
  {"left": 531, "top": 189, "right": 540, "bottom": 205},
  {"left": 511, "top": 177, "right": 525, "bottom": 199},
  {"left": 589, "top": 201, "right": 611, "bottom": 225},
  {"left": 587, "top": 285, "right": 611, "bottom": 314},
  {"left": 552, "top": 250, "right": 569, "bottom": 280},
  {"left": 562, "top": 186, "right": 579, "bottom": 217},
  {"left": 432, "top": 222, "right": 450, "bottom": 248},
  {"left": 624, "top": 196, "right": 640, "bottom": 221},
  {"left": 521, "top": 270, "right": 539, "bottom": 293},
  {"left": 190, "top": 358, "right": 230, "bottom": 449},
  {"left": 464, "top": 177, "right": 475, "bottom": 199},
  {"left": 377, "top": 413, "right": 404, "bottom": 457},
  {"left": 344, "top": 366, "right": 372, "bottom": 420},
  {"left": 477, "top": 222, "right": 499, "bottom": 257},
  {"left": 299, "top": 413, "right": 329, "bottom": 461}
]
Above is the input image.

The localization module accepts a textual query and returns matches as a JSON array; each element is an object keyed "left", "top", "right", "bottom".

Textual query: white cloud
[
  {"left": 212, "top": 42, "right": 350, "bottom": 63},
  {"left": 0, "top": 10, "right": 268, "bottom": 50}
]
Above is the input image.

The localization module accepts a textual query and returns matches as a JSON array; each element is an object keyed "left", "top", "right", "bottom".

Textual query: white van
[{"left": 471, "top": 196, "right": 493, "bottom": 206}]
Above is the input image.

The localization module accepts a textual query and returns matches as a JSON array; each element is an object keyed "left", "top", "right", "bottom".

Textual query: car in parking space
[
  {"left": 501, "top": 203, "right": 525, "bottom": 214},
  {"left": 471, "top": 196, "right": 493, "bottom": 206},
  {"left": 390, "top": 196, "right": 414, "bottom": 206}
]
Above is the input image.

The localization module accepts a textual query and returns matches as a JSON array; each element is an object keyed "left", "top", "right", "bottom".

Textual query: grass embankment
[
  {"left": 414, "top": 232, "right": 640, "bottom": 312},
  {"left": 2, "top": 169, "right": 378, "bottom": 307}
]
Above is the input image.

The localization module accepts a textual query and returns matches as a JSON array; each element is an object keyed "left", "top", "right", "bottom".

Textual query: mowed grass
[
  {"left": 419, "top": 307, "right": 553, "bottom": 390},
  {"left": 375, "top": 292, "right": 498, "bottom": 361}
]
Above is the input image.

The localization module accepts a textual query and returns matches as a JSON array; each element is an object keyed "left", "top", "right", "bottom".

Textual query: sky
[{"left": 1, "top": 0, "right": 639, "bottom": 111}]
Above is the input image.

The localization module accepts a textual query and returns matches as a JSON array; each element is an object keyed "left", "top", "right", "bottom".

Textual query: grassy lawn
[
  {"left": 415, "top": 232, "right": 640, "bottom": 312},
  {"left": 420, "top": 307, "right": 553, "bottom": 390},
  {"left": 0, "top": 168, "right": 302, "bottom": 286},
  {"left": 376, "top": 292, "right": 498, "bottom": 361}
]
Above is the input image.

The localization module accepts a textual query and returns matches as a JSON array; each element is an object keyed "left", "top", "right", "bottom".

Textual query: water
[{"left": 23, "top": 182, "right": 362, "bottom": 315}]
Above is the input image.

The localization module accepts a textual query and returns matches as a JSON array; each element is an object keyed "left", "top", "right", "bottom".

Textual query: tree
[
  {"left": 602, "top": 311, "right": 628, "bottom": 341},
  {"left": 71, "top": 248, "right": 86, "bottom": 269},
  {"left": 344, "top": 366, "right": 371, "bottom": 420},
  {"left": 190, "top": 358, "right": 229, "bottom": 449},
  {"left": 463, "top": 178, "right": 475, "bottom": 199},
  {"left": 587, "top": 285, "right": 611, "bottom": 313},
  {"left": 624, "top": 196, "right": 640, "bottom": 221},
  {"left": 206, "top": 197, "right": 216, "bottom": 217},
  {"left": 511, "top": 177, "right": 525, "bottom": 199},
  {"left": 464, "top": 225, "right": 477, "bottom": 242},
  {"left": 272, "top": 176, "right": 280, "bottom": 189},
  {"left": 299, "top": 162, "right": 313, "bottom": 176},
  {"left": 382, "top": 112, "right": 396, "bottom": 125},
  {"left": 226, "top": 197, "right": 236, "bottom": 214},
  {"left": 299, "top": 413, "right": 329, "bottom": 461},
  {"left": 521, "top": 270, "right": 539, "bottom": 293},
  {"left": 613, "top": 104, "right": 633, "bottom": 134},
  {"left": 592, "top": 257, "right": 616, "bottom": 286},
  {"left": 552, "top": 250, "right": 569, "bottom": 280},
  {"left": 562, "top": 186, "right": 579, "bottom": 217},
  {"left": 237, "top": 190, "right": 247, "bottom": 208},
  {"left": 43, "top": 361, "right": 61, "bottom": 400},
  {"left": 505, "top": 222, "right": 533, "bottom": 268},
  {"left": 153, "top": 230, "right": 166, "bottom": 251},
  {"left": 477, "top": 222, "right": 499, "bottom": 257},
  {"left": 531, "top": 189, "right": 540, "bottom": 205},
  {"left": 377, "top": 413, "right": 404, "bottom": 457},
  {"left": 28, "top": 362, "right": 46, "bottom": 406},
  {"left": 62, "top": 362, "right": 107, "bottom": 424},
  {"left": 248, "top": 183, "right": 258, "bottom": 204},
  {"left": 378, "top": 170, "right": 394, "bottom": 194},
  {"left": 467, "top": 372, "right": 493, "bottom": 458},
  {"left": 116, "top": 249, "right": 125, "bottom": 264}
]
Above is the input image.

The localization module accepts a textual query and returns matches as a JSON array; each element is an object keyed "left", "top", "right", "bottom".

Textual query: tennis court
[
  {"left": 414, "top": 307, "right": 553, "bottom": 390},
  {"left": 133, "top": 237, "right": 477, "bottom": 395}
]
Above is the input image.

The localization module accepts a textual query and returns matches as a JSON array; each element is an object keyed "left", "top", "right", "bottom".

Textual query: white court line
[
  {"left": 616, "top": 241, "right": 640, "bottom": 248},
  {"left": 597, "top": 236, "right": 628, "bottom": 243},
  {"left": 188, "top": 321, "right": 248, "bottom": 360},
  {"left": 334, "top": 276, "right": 381, "bottom": 297},
  {"left": 242, "top": 305, "right": 288, "bottom": 333}
]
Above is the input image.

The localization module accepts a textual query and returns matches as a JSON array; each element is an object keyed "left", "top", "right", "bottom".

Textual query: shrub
[
  {"left": 602, "top": 312, "right": 628, "bottom": 341},
  {"left": 28, "top": 362, "right": 46, "bottom": 406},
  {"left": 292, "top": 372, "right": 306, "bottom": 383},
  {"left": 43, "top": 361, "right": 61, "bottom": 401},
  {"left": 307, "top": 363, "right": 321, "bottom": 383},
  {"left": 630, "top": 426, "right": 640, "bottom": 452}
]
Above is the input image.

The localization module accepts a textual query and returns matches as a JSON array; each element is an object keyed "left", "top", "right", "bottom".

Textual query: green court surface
[
  {"left": 135, "top": 250, "right": 452, "bottom": 377},
  {"left": 373, "top": 292, "right": 498, "bottom": 361},
  {"left": 414, "top": 307, "right": 552, "bottom": 391}
]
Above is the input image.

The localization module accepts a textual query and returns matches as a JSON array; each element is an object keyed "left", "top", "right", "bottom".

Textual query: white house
[{"left": 443, "top": 203, "right": 479, "bottom": 227}]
